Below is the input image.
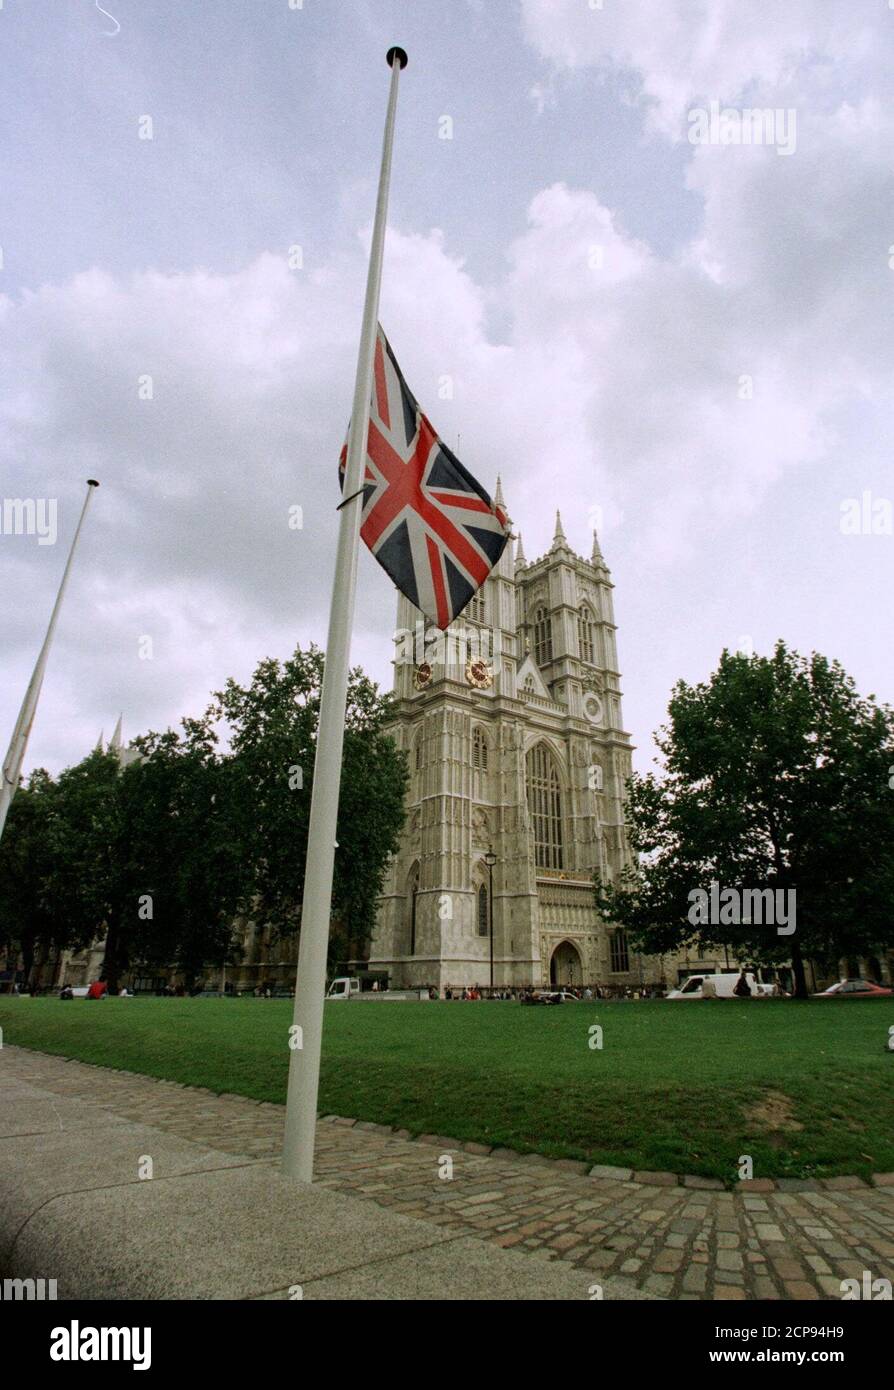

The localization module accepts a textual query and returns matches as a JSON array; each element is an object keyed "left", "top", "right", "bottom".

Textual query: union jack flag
[{"left": 339, "top": 324, "right": 510, "bottom": 630}]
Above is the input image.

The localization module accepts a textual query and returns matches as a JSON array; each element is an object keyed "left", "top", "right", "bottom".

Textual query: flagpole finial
[
  {"left": 87, "top": 479, "right": 100, "bottom": 487},
  {"left": 386, "top": 46, "right": 408, "bottom": 69}
]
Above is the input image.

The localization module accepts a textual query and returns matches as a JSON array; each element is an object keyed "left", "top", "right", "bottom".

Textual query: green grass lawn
[{"left": 1, "top": 995, "right": 892, "bottom": 1181}]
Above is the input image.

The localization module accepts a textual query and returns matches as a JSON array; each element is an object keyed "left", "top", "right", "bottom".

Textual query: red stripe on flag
[
  {"left": 426, "top": 534, "right": 449, "bottom": 629},
  {"left": 363, "top": 421, "right": 491, "bottom": 589},
  {"left": 429, "top": 491, "right": 492, "bottom": 515},
  {"left": 417, "top": 489, "right": 490, "bottom": 587}
]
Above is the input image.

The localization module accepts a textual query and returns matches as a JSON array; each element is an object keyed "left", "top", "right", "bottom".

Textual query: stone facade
[
  {"left": 369, "top": 488, "right": 662, "bottom": 991},
  {"left": 13, "top": 567, "right": 889, "bottom": 998}
]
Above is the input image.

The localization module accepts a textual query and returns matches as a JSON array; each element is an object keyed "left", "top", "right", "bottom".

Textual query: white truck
[
  {"left": 666, "top": 972, "right": 775, "bottom": 1000},
  {"left": 326, "top": 976, "right": 430, "bottom": 1002},
  {"left": 327, "top": 977, "right": 361, "bottom": 1000}
]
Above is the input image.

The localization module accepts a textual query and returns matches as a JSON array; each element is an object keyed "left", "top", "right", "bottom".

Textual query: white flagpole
[
  {"left": 0, "top": 479, "right": 100, "bottom": 844},
  {"left": 282, "top": 47, "right": 408, "bottom": 1182}
]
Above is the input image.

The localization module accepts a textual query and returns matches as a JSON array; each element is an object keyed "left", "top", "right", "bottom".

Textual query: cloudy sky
[{"left": 2, "top": 0, "right": 892, "bottom": 779}]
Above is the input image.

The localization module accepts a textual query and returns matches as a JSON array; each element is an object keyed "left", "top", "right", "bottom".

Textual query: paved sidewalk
[{"left": 5, "top": 1046, "right": 893, "bottom": 1301}]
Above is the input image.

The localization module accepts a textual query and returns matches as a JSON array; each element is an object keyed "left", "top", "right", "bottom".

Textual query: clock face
[
  {"left": 466, "top": 659, "right": 493, "bottom": 689},
  {"left": 413, "top": 663, "right": 433, "bottom": 690},
  {"left": 583, "top": 692, "right": 603, "bottom": 725}
]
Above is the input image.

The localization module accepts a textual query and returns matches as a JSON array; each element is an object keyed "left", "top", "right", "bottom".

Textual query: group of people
[
  {"left": 436, "top": 983, "right": 664, "bottom": 1001},
  {"left": 442, "top": 984, "right": 517, "bottom": 1000},
  {"left": 59, "top": 980, "right": 131, "bottom": 999}
]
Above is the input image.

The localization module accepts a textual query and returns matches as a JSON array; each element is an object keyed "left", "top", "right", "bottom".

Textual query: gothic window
[
  {"left": 472, "top": 727, "right": 488, "bottom": 771},
  {"left": 525, "top": 742, "right": 564, "bottom": 870},
  {"left": 524, "top": 675, "right": 535, "bottom": 691},
  {"left": 533, "top": 607, "right": 553, "bottom": 666},
  {"left": 407, "top": 867, "right": 420, "bottom": 956},
  {"left": 578, "top": 605, "right": 596, "bottom": 665},
  {"left": 477, "top": 883, "right": 488, "bottom": 937},
  {"left": 414, "top": 731, "right": 422, "bottom": 772},
  {"left": 610, "top": 929, "right": 629, "bottom": 973},
  {"left": 469, "top": 591, "right": 486, "bottom": 624}
]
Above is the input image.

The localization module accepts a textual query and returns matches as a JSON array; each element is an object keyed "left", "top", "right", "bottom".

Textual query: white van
[
  {"left": 325, "top": 976, "right": 430, "bottom": 1002},
  {"left": 666, "top": 972, "right": 772, "bottom": 1000},
  {"left": 327, "top": 977, "right": 361, "bottom": 1000}
]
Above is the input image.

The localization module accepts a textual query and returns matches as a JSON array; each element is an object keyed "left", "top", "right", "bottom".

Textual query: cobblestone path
[{"left": 5, "top": 1046, "right": 892, "bottom": 1301}]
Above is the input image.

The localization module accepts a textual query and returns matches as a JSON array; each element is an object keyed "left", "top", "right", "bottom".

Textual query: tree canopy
[
  {"left": 0, "top": 645, "right": 407, "bottom": 990},
  {"left": 596, "top": 642, "right": 894, "bottom": 997}
]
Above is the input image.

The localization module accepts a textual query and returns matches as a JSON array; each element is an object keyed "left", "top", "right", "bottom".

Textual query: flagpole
[
  {"left": 0, "top": 479, "right": 100, "bottom": 844},
  {"left": 282, "top": 46, "right": 408, "bottom": 1183}
]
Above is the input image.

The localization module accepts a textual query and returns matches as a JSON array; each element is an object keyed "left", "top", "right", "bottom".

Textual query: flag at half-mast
[{"left": 339, "top": 323, "right": 510, "bottom": 629}]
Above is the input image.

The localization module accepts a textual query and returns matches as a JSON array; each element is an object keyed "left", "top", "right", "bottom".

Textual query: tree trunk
[
  {"left": 101, "top": 922, "right": 127, "bottom": 994},
  {"left": 21, "top": 933, "right": 35, "bottom": 989},
  {"left": 790, "top": 937, "right": 809, "bottom": 1000}
]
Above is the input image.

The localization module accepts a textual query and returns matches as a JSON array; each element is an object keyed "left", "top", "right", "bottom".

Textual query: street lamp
[{"left": 484, "top": 847, "right": 497, "bottom": 993}]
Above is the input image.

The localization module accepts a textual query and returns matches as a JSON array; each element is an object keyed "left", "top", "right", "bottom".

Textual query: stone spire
[
  {"left": 551, "top": 510, "right": 570, "bottom": 552},
  {"left": 94, "top": 731, "right": 104, "bottom": 753},
  {"left": 494, "top": 474, "right": 506, "bottom": 511},
  {"left": 515, "top": 531, "right": 527, "bottom": 567},
  {"left": 591, "top": 527, "right": 609, "bottom": 572},
  {"left": 110, "top": 714, "right": 123, "bottom": 751}
]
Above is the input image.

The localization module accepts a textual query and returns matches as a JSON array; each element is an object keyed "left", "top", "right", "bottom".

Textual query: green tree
[
  {"left": 49, "top": 750, "right": 130, "bottom": 989},
  {"left": 597, "top": 643, "right": 894, "bottom": 998},
  {"left": 0, "top": 646, "right": 407, "bottom": 992},
  {"left": 212, "top": 644, "right": 407, "bottom": 962},
  {"left": 0, "top": 769, "right": 59, "bottom": 985},
  {"left": 119, "top": 718, "right": 244, "bottom": 989}
]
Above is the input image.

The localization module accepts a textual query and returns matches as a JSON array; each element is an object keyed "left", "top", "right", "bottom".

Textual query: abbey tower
[{"left": 370, "top": 484, "right": 656, "bottom": 991}]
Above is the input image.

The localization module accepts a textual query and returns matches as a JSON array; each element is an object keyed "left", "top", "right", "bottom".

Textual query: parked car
[{"left": 812, "top": 979, "right": 892, "bottom": 998}]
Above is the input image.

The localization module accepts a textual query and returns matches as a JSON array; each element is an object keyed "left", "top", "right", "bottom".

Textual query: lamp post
[{"left": 484, "top": 847, "right": 497, "bottom": 994}]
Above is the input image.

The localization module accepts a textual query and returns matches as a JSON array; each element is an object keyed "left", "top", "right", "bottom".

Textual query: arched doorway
[{"left": 550, "top": 940, "right": 582, "bottom": 986}]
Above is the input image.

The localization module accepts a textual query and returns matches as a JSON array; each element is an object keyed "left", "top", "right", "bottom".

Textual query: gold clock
[{"left": 466, "top": 659, "right": 493, "bottom": 689}]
